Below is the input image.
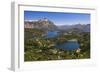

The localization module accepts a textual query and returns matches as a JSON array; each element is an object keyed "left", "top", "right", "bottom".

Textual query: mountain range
[
  {"left": 24, "top": 18, "right": 57, "bottom": 31},
  {"left": 24, "top": 18, "right": 90, "bottom": 32},
  {"left": 58, "top": 24, "right": 90, "bottom": 32}
]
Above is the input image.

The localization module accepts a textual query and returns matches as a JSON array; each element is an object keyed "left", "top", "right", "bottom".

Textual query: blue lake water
[
  {"left": 56, "top": 41, "right": 79, "bottom": 50},
  {"left": 45, "top": 31, "right": 59, "bottom": 38},
  {"left": 45, "top": 31, "right": 80, "bottom": 50}
]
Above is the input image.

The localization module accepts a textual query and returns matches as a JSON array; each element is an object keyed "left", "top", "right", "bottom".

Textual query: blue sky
[{"left": 24, "top": 11, "right": 90, "bottom": 26}]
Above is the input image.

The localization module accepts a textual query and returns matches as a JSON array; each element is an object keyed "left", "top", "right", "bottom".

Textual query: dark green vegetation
[{"left": 24, "top": 28, "right": 90, "bottom": 61}]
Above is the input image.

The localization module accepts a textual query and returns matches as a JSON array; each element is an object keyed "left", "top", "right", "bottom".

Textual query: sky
[{"left": 24, "top": 11, "right": 90, "bottom": 26}]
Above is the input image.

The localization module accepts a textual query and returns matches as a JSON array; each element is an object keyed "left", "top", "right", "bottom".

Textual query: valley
[{"left": 24, "top": 18, "right": 90, "bottom": 61}]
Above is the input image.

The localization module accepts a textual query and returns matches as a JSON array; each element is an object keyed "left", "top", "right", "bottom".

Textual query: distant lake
[{"left": 45, "top": 31, "right": 59, "bottom": 38}]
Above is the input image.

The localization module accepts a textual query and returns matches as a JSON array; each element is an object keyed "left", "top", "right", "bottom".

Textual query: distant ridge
[
  {"left": 24, "top": 18, "right": 90, "bottom": 32},
  {"left": 58, "top": 24, "right": 90, "bottom": 32}
]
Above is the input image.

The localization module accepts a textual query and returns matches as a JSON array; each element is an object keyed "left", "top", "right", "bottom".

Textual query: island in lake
[{"left": 24, "top": 11, "right": 90, "bottom": 61}]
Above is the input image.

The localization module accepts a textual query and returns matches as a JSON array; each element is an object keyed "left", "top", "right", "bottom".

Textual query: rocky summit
[{"left": 24, "top": 18, "right": 58, "bottom": 31}]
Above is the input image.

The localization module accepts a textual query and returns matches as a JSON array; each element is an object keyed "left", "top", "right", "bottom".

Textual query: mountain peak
[{"left": 24, "top": 18, "right": 57, "bottom": 31}]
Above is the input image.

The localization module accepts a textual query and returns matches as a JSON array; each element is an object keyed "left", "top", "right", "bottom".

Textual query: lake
[
  {"left": 56, "top": 41, "right": 80, "bottom": 50},
  {"left": 45, "top": 31, "right": 59, "bottom": 38},
  {"left": 45, "top": 31, "right": 80, "bottom": 50}
]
